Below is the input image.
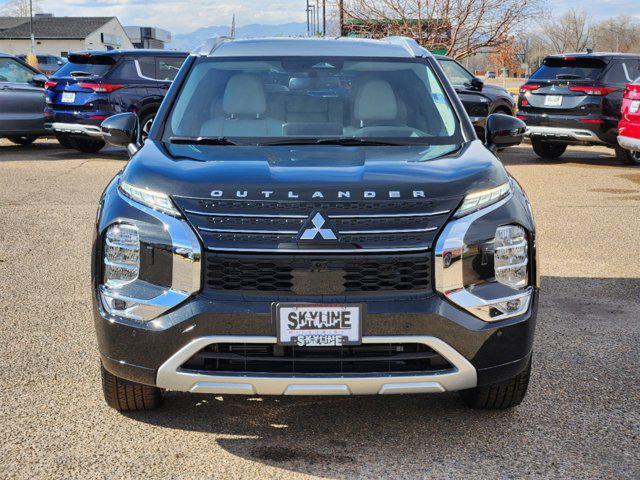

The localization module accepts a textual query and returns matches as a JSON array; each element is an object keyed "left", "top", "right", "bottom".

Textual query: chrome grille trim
[
  {"left": 204, "top": 246, "right": 431, "bottom": 253},
  {"left": 330, "top": 210, "right": 450, "bottom": 219},
  {"left": 198, "top": 227, "right": 299, "bottom": 235},
  {"left": 339, "top": 227, "right": 438, "bottom": 235},
  {"left": 185, "top": 208, "right": 450, "bottom": 219},
  {"left": 185, "top": 209, "right": 307, "bottom": 219}
]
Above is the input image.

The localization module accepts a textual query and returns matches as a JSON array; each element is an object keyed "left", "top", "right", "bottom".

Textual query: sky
[{"left": 1, "top": 0, "right": 638, "bottom": 35}]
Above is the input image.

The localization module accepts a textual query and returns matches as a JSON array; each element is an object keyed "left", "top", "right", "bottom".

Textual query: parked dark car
[
  {"left": 93, "top": 37, "right": 537, "bottom": 413},
  {"left": 0, "top": 52, "right": 48, "bottom": 145},
  {"left": 436, "top": 55, "right": 516, "bottom": 137},
  {"left": 518, "top": 52, "right": 640, "bottom": 163},
  {"left": 17, "top": 54, "right": 67, "bottom": 76},
  {"left": 44, "top": 49, "right": 188, "bottom": 153}
]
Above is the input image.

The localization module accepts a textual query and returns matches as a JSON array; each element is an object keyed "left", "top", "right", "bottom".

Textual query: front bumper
[
  {"left": 45, "top": 122, "right": 103, "bottom": 138},
  {"left": 156, "top": 335, "right": 477, "bottom": 395}
]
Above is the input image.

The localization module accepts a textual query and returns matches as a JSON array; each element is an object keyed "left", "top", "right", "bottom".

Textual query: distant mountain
[{"left": 168, "top": 22, "right": 308, "bottom": 51}]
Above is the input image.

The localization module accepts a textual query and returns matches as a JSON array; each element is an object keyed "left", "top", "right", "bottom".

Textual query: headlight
[
  {"left": 494, "top": 225, "right": 528, "bottom": 288},
  {"left": 104, "top": 224, "right": 139, "bottom": 288},
  {"left": 119, "top": 180, "right": 181, "bottom": 217},
  {"left": 435, "top": 192, "right": 533, "bottom": 322},
  {"left": 454, "top": 183, "right": 511, "bottom": 218}
]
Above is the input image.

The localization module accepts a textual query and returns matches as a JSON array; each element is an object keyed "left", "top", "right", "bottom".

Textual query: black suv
[
  {"left": 436, "top": 55, "right": 516, "bottom": 137},
  {"left": 518, "top": 52, "right": 640, "bottom": 162},
  {"left": 93, "top": 37, "right": 537, "bottom": 412},
  {"left": 45, "top": 50, "right": 187, "bottom": 153}
]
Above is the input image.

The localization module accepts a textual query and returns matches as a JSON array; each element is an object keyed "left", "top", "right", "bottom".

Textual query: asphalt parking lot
[{"left": 1, "top": 138, "right": 639, "bottom": 479}]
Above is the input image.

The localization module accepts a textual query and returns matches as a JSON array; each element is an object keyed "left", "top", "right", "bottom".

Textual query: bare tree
[
  {"left": 1, "top": 0, "right": 40, "bottom": 17},
  {"left": 335, "top": 0, "right": 543, "bottom": 60},
  {"left": 539, "top": 9, "right": 592, "bottom": 54},
  {"left": 592, "top": 16, "right": 640, "bottom": 53}
]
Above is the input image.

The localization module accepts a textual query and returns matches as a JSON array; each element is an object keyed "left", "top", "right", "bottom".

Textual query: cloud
[
  {"left": 1, "top": 0, "right": 637, "bottom": 34},
  {"left": 3, "top": 0, "right": 308, "bottom": 33}
]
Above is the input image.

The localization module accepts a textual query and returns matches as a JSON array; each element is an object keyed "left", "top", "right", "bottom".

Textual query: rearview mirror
[
  {"left": 101, "top": 113, "right": 140, "bottom": 157},
  {"left": 31, "top": 73, "right": 47, "bottom": 87},
  {"left": 485, "top": 113, "right": 526, "bottom": 153}
]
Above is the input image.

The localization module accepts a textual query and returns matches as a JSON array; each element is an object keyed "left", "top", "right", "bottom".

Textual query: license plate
[
  {"left": 544, "top": 95, "right": 562, "bottom": 106},
  {"left": 61, "top": 92, "right": 75, "bottom": 103},
  {"left": 630, "top": 100, "right": 640, "bottom": 114},
  {"left": 275, "top": 303, "right": 363, "bottom": 347}
]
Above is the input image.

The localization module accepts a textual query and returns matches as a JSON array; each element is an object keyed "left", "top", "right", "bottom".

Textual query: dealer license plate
[
  {"left": 544, "top": 95, "right": 562, "bottom": 106},
  {"left": 275, "top": 303, "right": 363, "bottom": 347},
  {"left": 61, "top": 92, "right": 75, "bottom": 103}
]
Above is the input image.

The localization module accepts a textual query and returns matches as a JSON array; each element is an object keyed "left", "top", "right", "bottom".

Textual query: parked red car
[{"left": 618, "top": 83, "right": 640, "bottom": 165}]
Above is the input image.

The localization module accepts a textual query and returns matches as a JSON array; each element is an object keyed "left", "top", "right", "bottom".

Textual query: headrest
[
  {"left": 223, "top": 74, "right": 266, "bottom": 116},
  {"left": 354, "top": 80, "right": 398, "bottom": 121}
]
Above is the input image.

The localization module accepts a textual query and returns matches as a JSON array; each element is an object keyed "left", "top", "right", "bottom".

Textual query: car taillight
[
  {"left": 44, "top": 81, "right": 57, "bottom": 89},
  {"left": 624, "top": 84, "right": 640, "bottom": 100},
  {"left": 519, "top": 84, "right": 540, "bottom": 94},
  {"left": 568, "top": 85, "right": 616, "bottom": 96},
  {"left": 78, "top": 82, "right": 124, "bottom": 93}
]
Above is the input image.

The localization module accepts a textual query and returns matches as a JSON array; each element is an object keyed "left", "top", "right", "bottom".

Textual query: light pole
[
  {"left": 29, "top": 0, "right": 35, "bottom": 54},
  {"left": 306, "top": 0, "right": 310, "bottom": 36},
  {"left": 322, "top": 0, "right": 326, "bottom": 36}
]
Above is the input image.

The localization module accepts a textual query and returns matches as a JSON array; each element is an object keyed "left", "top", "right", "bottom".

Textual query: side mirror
[
  {"left": 470, "top": 77, "right": 484, "bottom": 91},
  {"left": 31, "top": 73, "right": 47, "bottom": 87},
  {"left": 485, "top": 113, "right": 526, "bottom": 153},
  {"left": 101, "top": 113, "right": 140, "bottom": 157}
]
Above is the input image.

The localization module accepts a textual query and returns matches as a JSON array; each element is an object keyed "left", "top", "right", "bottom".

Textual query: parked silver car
[{"left": 0, "top": 52, "right": 48, "bottom": 145}]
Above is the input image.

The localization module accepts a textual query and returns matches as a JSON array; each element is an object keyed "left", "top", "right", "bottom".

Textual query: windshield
[
  {"left": 164, "top": 56, "right": 462, "bottom": 145},
  {"left": 530, "top": 57, "right": 607, "bottom": 81}
]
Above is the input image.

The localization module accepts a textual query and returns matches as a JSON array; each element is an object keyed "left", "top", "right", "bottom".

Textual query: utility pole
[
  {"left": 306, "top": 0, "right": 310, "bottom": 36},
  {"left": 322, "top": 0, "right": 326, "bottom": 37},
  {"left": 29, "top": 0, "right": 35, "bottom": 54}
]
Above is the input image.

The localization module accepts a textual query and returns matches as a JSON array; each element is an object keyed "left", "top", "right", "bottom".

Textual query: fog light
[
  {"left": 494, "top": 225, "right": 528, "bottom": 288},
  {"left": 104, "top": 224, "right": 139, "bottom": 288}
]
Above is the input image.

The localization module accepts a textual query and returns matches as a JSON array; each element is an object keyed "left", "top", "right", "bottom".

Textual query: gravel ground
[{"left": 0, "top": 138, "right": 638, "bottom": 479}]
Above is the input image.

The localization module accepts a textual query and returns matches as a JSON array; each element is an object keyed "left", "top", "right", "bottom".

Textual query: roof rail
[
  {"left": 192, "top": 36, "right": 231, "bottom": 56},
  {"left": 383, "top": 36, "right": 431, "bottom": 58}
]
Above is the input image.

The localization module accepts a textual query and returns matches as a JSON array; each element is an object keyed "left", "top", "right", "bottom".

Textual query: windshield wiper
[
  {"left": 261, "top": 137, "right": 406, "bottom": 146},
  {"left": 170, "top": 136, "right": 238, "bottom": 145},
  {"left": 70, "top": 71, "right": 93, "bottom": 77}
]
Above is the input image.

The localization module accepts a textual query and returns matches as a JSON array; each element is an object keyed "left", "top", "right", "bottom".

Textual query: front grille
[
  {"left": 172, "top": 196, "right": 459, "bottom": 253},
  {"left": 204, "top": 252, "right": 431, "bottom": 295},
  {"left": 181, "top": 343, "right": 453, "bottom": 375}
]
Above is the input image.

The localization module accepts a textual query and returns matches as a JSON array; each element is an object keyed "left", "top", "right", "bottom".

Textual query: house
[{"left": 0, "top": 16, "right": 134, "bottom": 57}]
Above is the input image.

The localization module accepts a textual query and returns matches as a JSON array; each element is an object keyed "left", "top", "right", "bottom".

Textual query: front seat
[
  {"left": 348, "top": 79, "right": 411, "bottom": 137},
  {"left": 200, "top": 74, "right": 282, "bottom": 137}
]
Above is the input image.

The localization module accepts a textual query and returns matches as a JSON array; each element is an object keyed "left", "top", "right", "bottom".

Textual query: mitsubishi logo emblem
[{"left": 298, "top": 212, "right": 338, "bottom": 242}]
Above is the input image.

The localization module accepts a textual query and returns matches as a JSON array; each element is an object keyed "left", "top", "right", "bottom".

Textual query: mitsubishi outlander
[{"left": 93, "top": 37, "right": 538, "bottom": 411}]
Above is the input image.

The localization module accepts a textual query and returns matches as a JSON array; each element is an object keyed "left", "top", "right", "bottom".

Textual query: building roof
[
  {"left": 0, "top": 16, "right": 115, "bottom": 39},
  {"left": 205, "top": 37, "right": 432, "bottom": 59}
]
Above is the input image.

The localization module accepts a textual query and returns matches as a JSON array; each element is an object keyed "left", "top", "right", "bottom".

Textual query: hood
[
  {"left": 121, "top": 139, "right": 509, "bottom": 253},
  {"left": 123, "top": 139, "right": 508, "bottom": 201}
]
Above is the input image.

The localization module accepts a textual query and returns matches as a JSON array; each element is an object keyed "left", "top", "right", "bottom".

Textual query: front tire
[
  {"left": 7, "top": 135, "right": 37, "bottom": 145},
  {"left": 531, "top": 139, "right": 567, "bottom": 159},
  {"left": 460, "top": 357, "right": 532, "bottom": 410},
  {"left": 101, "top": 364, "right": 162, "bottom": 411},
  {"left": 69, "top": 137, "right": 106, "bottom": 153},
  {"left": 615, "top": 145, "right": 640, "bottom": 165}
]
